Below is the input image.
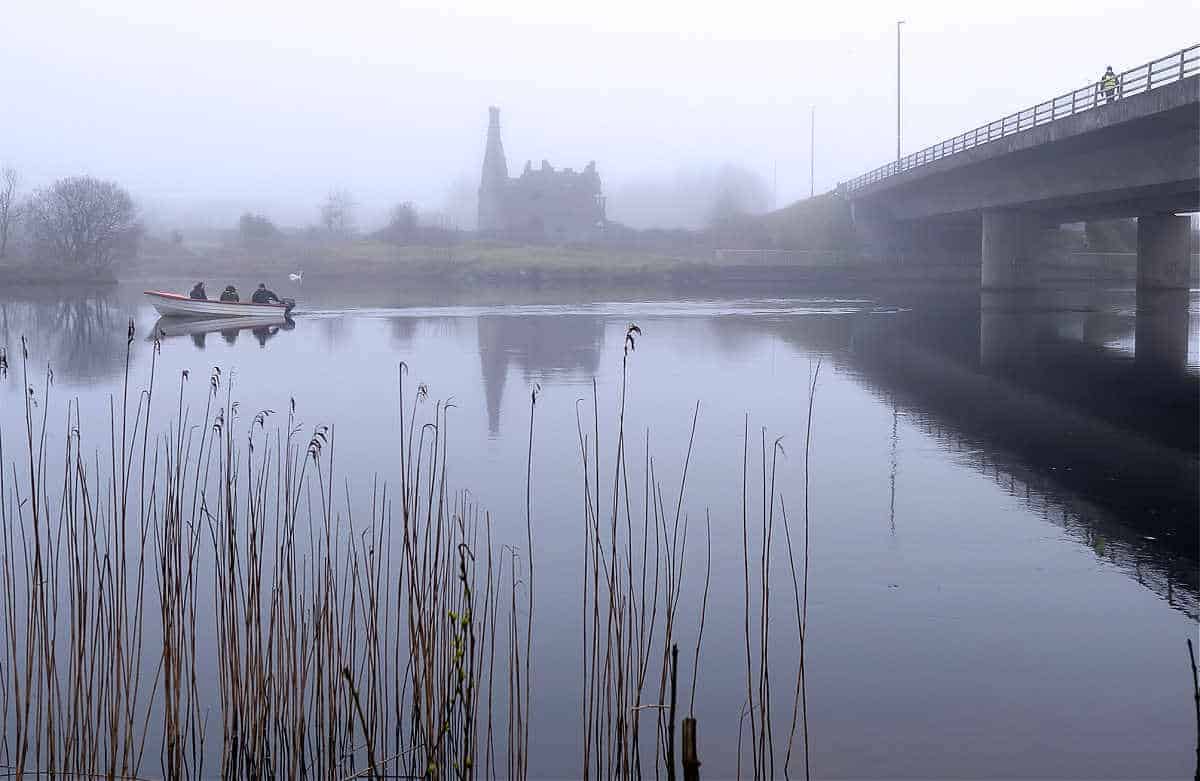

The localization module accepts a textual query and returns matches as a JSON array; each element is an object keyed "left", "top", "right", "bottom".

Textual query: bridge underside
[{"left": 849, "top": 76, "right": 1200, "bottom": 290}]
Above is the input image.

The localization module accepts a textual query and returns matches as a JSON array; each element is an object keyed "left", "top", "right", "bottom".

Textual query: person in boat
[
  {"left": 189, "top": 282, "right": 207, "bottom": 300},
  {"left": 219, "top": 285, "right": 239, "bottom": 302},
  {"left": 251, "top": 283, "right": 281, "bottom": 304}
]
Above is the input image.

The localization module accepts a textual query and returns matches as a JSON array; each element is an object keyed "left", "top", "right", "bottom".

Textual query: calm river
[{"left": 1, "top": 280, "right": 1196, "bottom": 779}]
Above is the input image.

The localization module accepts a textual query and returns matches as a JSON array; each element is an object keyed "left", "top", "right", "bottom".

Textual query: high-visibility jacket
[{"left": 1101, "top": 73, "right": 1118, "bottom": 91}]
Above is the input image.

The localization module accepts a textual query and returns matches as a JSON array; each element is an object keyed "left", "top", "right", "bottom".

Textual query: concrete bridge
[{"left": 839, "top": 45, "right": 1199, "bottom": 289}]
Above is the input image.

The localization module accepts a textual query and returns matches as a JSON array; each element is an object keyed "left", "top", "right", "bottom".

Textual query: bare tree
[
  {"left": 382, "top": 201, "right": 419, "bottom": 242},
  {"left": 319, "top": 189, "right": 357, "bottom": 236},
  {"left": 238, "top": 212, "right": 280, "bottom": 243},
  {"left": 26, "top": 176, "right": 141, "bottom": 267},
  {"left": 0, "top": 166, "right": 19, "bottom": 259},
  {"left": 707, "top": 164, "right": 772, "bottom": 227}
]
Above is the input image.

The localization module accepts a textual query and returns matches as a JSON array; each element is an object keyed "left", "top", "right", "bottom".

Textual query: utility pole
[
  {"left": 897, "top": 19, "right": 905, "bottom": 162},
  {"left": 810, "top": 106, "right": 815, "bottom": 197}
]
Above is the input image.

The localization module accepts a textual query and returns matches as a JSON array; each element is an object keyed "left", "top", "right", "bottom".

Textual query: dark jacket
[
  {"left": 251, "top": 287, "right": 280, "bottom": 304},
  {"left": 189, "top": 284, "right": 207, "bottom": 300},
  {"left": 220, "top": 287, "right": 239, "bottom": 302}
]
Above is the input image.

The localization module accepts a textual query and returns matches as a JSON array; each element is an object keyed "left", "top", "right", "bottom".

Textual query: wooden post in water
[
  {"left": 682, "top": 718, "right": 701, "bottom": 781},
  {"left": 667, "top": 644, "right": 679, "bottom": 781},
  {"left": 1188, "top": 638, "right": 1199, "bottom": 781}
]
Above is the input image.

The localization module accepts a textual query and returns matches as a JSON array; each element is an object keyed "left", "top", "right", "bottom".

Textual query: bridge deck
[{"left": 840, "top": 44, "right": 1199, "bottom": 199}]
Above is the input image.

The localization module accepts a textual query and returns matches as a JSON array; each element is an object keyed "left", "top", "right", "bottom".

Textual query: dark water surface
[{"left": 1, "top": 281, "right": 1196, "bottom": 779}]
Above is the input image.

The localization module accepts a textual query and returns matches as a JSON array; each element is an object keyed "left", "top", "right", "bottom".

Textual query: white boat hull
[{"left": 144, "top": 290, "right": 294, "bottom": 318}]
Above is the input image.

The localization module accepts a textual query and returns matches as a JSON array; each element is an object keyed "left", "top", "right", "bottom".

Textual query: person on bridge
[
  {"left": 251, "top": 283, "right": 281, "bottom": 304},
  {"left": 1099, "top": 66, "right": 1119, "bottom": 104}
]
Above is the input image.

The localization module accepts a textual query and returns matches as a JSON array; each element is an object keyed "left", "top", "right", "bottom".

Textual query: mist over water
[{"left": 1, "top": 282, "right": 1195, "bottom": 778}]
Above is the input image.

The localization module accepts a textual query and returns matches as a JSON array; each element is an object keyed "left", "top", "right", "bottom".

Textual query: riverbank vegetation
[
  {"left": 129, "top": 233, "right": 705, "bottom": 283},
  {"left": 4, "top": 162, "right": 1186, "bottom": 288},
  {"left": 0, "top": 171, "right": 141, "bottom": 282},
  {"left": 0, "top": 322, "right": 819, "bottom": 779}
]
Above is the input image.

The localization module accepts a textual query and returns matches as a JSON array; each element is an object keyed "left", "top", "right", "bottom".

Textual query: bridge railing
[{"left": 839, "top": 44, "right": 1199, "bottom": 195}]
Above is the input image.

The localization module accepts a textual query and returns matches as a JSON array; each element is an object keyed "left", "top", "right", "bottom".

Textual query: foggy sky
[{"left": 3, "top": 0, "right": 1197, "bottom": 230}]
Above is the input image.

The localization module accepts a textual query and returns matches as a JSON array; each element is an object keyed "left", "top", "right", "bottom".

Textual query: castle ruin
[{"left": 478, "top": 107, "right": 606, "bottom": 242}]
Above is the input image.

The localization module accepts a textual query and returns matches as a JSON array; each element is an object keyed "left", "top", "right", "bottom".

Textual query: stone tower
[
  {"left": 478, "top": 107, "right": 509, "bottom": 232},
  {"left": 475, "top": 106, "right": 606, "bottom": 241}
]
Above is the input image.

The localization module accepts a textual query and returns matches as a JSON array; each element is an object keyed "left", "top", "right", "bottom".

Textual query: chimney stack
[{"left": 479, "top": 106, "right": 509, "bottom": 232}]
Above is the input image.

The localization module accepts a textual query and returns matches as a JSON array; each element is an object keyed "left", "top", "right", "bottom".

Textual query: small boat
[{"left": 144, "top": 290, "right": 295, "bottom": 319}]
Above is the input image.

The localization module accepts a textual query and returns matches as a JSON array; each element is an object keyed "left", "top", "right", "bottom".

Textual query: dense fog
[{"left": 2, "top": 0, "right": 1197, "bottom": 230}]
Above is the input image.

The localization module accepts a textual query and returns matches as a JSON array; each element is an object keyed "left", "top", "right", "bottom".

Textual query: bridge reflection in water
[{"left": 754, "top": 288, "right": 1198, "bottom": 618}]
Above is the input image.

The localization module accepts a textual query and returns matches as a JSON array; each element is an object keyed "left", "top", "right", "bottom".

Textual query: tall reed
[
  {"left": 0, "top": 325, "right": 533, "bottom": 780},
  {"left": 574, "top": 324, "right": 724, "bottom": 781},
  {"left": 740, "top": 359, "right": 821, "bottom": 781},
  {"left": 1, "top": 320, "right": 819, "bottom": 780}
]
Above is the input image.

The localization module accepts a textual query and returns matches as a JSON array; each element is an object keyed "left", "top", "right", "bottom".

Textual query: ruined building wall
[{"left": 478, "top": 107, "right": 606, "bottom": 242}]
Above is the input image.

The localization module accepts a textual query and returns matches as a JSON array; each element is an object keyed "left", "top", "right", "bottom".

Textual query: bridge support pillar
[
  {"left": 1136, "top": 215, "right": 1190, "bottom": 290},
  {"left": 981, "top": 209, "right": 1040, "bottom": 289}
]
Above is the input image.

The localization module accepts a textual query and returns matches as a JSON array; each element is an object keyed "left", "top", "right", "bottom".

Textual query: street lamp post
[{"left": 897, "top": 19, "right": 905, "bottom": 163}]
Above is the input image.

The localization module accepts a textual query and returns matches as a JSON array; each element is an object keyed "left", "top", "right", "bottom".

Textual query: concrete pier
[
  {"left": 841, "top": 65, "right": 1197, "bottom": 291},
  {"left": 1136, "top": 214, "right": 1191, "bottom": 290},
  {"left": 982, "top": 210, "right": 1040, "bottom": 289}
]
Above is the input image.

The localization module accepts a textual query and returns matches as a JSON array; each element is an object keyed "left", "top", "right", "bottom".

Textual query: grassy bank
[
  {"left": 127, "top": 236, "right": 708, "bottom": 284},
  {"left": 0, "top": 261, "right": 118, "bottom": 287},
  {"left": 125, "top": 235, "right": 982, "bottom": 291}
]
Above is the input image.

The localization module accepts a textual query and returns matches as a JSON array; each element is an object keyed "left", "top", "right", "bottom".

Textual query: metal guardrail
[{"left": 839, "top": 44, "right": 1199, "bottom": 194}]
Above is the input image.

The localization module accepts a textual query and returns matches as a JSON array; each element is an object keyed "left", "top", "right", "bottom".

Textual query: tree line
[
  {"left": 0, "top": 167, "right": 140, "bottom": 268},
  {"left": 236, "top": 193, "right": 451, "bottom": 246},
  {"left": 0, "top": 168, "right": 460, "bottom": 270}
]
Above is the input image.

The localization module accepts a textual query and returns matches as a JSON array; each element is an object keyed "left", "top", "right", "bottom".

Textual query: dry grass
[
  {"left": 130, "top": 238, "right": 699, "bottom": 284},
  {"left": 0, "top": 329, "right": 531, "bottom": 780}
]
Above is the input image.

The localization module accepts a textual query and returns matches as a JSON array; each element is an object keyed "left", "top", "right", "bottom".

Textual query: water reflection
[
  {"left": 846, "top": 291, "right": 1196, "bottom": 615},
  {"left": 389, "top": 316, "right": 418, "bottom": 347},
  {"left": 318, "top": 314, "right": 350, "bottom": 349},
  {"left": 3, "top": 286, "right": 1194, "bottom": 620},
  {"left": 0, "top": 283, "right": 1195, "bottom": 776},
  {"left": 693, "top": 288, "right": 1197, "bottom": 615},
  {"left": 151, "top": 314, "right": 297, "bottom": 350},
  {"left": 0, "top": 292, "right": 127, "bottom": 383},
  {"left": 476, "top": 314, "right": 604, "bottom": 435},
  {"left": 888, "top": 398, "right": 899, "bottom": 535},
  {"left": 1135, "top": 288, "right": 1191, "bottom": 372}
]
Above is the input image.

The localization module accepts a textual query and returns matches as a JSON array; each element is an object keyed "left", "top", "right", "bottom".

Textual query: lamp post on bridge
[{"left": 897, "top": 19, "right": 905, "bottom": 162}]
